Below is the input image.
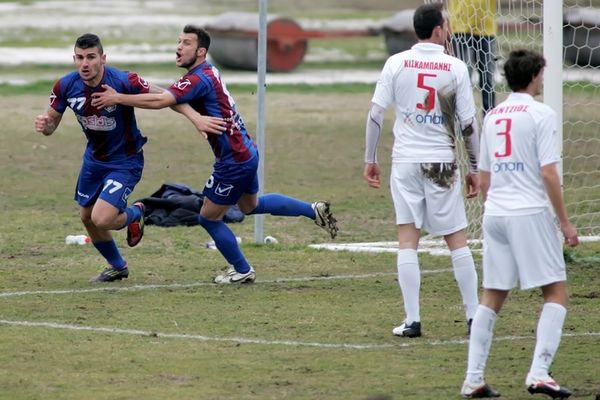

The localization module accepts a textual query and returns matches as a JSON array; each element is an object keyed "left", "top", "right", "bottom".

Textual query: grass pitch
[{"left": 1, "top": 86, "right": 599, "bottom": 400}]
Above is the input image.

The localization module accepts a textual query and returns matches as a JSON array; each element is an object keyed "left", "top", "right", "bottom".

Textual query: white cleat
[{"left": 213, "top": 266, "right": 256, "bottom": 284}]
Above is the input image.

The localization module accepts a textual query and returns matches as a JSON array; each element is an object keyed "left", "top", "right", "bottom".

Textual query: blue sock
[
  {"left": 198, "top": 215, "right": 251, "bottom": 273},
  {"left": 120, "top": 203, "right": 143, "bottom": 229},
  {"left": 92, "top": 240, "right": 127, "bottom": 269},
  {"left": 248, "top": 193, "right": 315, "bottom": 218}
]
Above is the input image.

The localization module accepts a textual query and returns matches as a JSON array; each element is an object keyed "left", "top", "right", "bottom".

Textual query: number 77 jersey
[
  {"left": 479, "top": 92, "right": 560, "bottom": 215},
  {"left": 371, "top": 42, "right": 476, "bottom": 163}
]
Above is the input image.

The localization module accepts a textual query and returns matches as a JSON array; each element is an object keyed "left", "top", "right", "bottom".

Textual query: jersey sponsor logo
[
  {"left": 215, "top": 182, "right": 234, "bottom": 197},
  {"left": 76, "top": 114, "right": 116, "bottom": 131},
  {"left": 174, "top": 78, "right": 192, "bottom": 91},
  {"left": 415, "top": 113, "right": 445, "bottom": 125},
  {"left": 493, "top": 161, "right": 524, "bottom": 172}
]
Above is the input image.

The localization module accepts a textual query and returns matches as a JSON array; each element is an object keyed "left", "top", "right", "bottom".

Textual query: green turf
[{"left": 1, "top": 88, "right": 599, "bottom": 399}]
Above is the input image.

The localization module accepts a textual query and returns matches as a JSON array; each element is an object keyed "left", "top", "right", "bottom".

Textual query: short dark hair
[
  {"left": 183, "top": 24, "right": 211, "bottom": 51},
  {"left": 75, "top": 33, "right": 103, "bottom": 54},
  {"left": 413, "top": 3, "right": 444, "bottom": 40},
  {"left": 503, "top": 49, "right": 546, "bottom": 91}
]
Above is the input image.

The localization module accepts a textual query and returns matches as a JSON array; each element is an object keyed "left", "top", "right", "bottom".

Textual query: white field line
[
  {"left": 0, "top": 269, "right": 452, "bottom": 298},
  {"left": 1, "top": 319, "right": 598, "bottom": 351}
]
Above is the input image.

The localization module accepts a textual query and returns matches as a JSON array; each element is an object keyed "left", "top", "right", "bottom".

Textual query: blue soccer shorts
[
  {"left": 75, "top": 155, "right": 143, "bottom": 212},
  {"left": 203, "top": 155, "right": 259, "bottom": 206}
]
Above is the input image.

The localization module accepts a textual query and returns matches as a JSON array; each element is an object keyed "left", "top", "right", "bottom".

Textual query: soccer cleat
[
  {"left": 392, "top": 320, "right": 422, "bottom": 338},
  {"left": 213, "top": 266, "right": 256, "bottom": 284},
  {"left": 526, "top": 374, "right": 572, "bottom": 399},
  {"left": 89, "top": 264, "right": 129, "bottom": 283},
  {"left": 313, "top": 201, "right": 338, "bottom": 239},
  {"left": 126, "top": 202, "right": 145, "bottom": 247},
  {"left": 467, "top": 318, "right": 473, "bottom": 336},
  {"left": 461, "top": 381, "right": 501, "bottom": 398}
]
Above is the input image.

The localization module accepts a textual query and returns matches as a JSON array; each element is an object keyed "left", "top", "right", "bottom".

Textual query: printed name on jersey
[
  {"left": 488, "top": 104, "right": 529, "bottom": 115},
  {"left": 76, "top": 115, "right": 116, "bottom": 131},
  {"left": 404, "top": 59, "right": 451, "bottom": 71}
]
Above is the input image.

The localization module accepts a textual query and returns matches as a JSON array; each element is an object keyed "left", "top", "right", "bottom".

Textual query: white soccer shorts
[
  {"left": 389, "top": 162, "right": 467, "bottom": 235},
  {"left": 482, "top": 209, "right": 567, "bottom": 290}
]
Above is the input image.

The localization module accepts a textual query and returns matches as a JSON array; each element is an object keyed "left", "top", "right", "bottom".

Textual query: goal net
[{"left": 447, "top": 0, "right": 600, "bottom": 241}]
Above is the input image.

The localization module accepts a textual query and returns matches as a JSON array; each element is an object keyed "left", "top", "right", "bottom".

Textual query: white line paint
[
  {"left": 0, "top": 269, "right": 452, "bottom": 298},
  {"left": 1, "top": 319, "right": 598, "bottom": 351}
]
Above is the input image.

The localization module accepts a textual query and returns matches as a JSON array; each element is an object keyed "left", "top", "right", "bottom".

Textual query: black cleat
[
  {"left": 90, "top": 265, "right": 129, "bottom": 283},
  {"left": 526, "top": 376, "right": 572, "bottom": 399},
  {"left": 392, "top": 320, "right": 422, "bottom": 338},
  {"left": 461, "top": 382, "right": 501, "bottom": 398}
]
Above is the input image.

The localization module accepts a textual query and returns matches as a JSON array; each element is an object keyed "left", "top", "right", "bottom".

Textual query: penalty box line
[{"left": 1, "top": 318, "right": 598, "bottom": 351}]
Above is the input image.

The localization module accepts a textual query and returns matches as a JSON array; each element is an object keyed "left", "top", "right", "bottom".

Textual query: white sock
[
  {"left": 397, "top": 249, "right": 420, "bottom": 324},
  {"left": 466, "top": 305, "right": 497, "bottom": 384},
  {"left": 528, "top": 302, "right": 567, "bottom": 379},
  {"left": 451, "top": 247, "right": 479, "bottom": 320}
]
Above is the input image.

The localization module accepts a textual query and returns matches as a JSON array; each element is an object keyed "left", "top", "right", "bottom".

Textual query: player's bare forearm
[
  {"left": 479, "top": 170, "right": 490, "bottom": 202},
  {"left": 34, "top": 109, "right": 62, "bottom": 136},
  {"left": 541, "top": 164, "right": 570, "bottom": 225},
  {"left": 173, "top": 104, "right": 226, "bottom": 137}
]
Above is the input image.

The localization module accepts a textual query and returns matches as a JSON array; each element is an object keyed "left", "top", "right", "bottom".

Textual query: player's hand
[
  {"left": 189, "top": 114, "right": 226, "bottom": 139},
  {"left": 91, "top": 84, "right": 119, "bottom": 109},
  {"left": 363, "top": 163, "right": 381, "bottom": 189},
  {"left": 560, "top": 221, "right": 579, "bottom": 247},
  {"left": 34, "top": 114, "right": 52, "bottom": 135},
  {"left": 465, "top": 172, "right": 479, "bottom": 198}
]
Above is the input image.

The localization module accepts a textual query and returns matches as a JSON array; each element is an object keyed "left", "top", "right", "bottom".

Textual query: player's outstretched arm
[
  {"left": 541, "top": 163, "right": 579, "bottom": 247},
  {"left": 91, "top": 84, "right": 175, "bottom": 110},
  {"left": 34, "top": 108, "right": 63, "bottom": 136}
]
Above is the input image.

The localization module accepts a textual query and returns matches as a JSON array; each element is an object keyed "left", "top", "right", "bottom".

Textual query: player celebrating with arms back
[
  {"left": 34, "top": 33, "right": 222, "bottom": 283},
  {"left": 363, "top": 3, "right": 480, "bottom": 338},
  {"left": 92, "top": 25, "right": 338, "bottom": 284},
  {"left": 460, "top": 50, "right": 579, "bottom": 399}
]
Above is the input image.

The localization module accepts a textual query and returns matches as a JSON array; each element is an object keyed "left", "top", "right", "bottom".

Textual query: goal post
[{"left": 442, "top": 0, "right": 600, "bottom": 240}]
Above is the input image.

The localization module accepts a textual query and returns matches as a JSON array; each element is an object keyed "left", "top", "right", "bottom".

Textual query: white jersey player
[
  {"left": 461, "top": 49, "right": 579, "bottom": 399},
  {"left": 363, "top": 3, "right": 480, "bottom": 338}
]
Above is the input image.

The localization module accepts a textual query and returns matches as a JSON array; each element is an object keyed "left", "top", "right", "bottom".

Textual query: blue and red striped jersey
[
  {"left": 49, "top": 65, "right": 149, "bottom": 165},
  {"left": 168, "top": 62, "right": 257, "bottom": 164}
]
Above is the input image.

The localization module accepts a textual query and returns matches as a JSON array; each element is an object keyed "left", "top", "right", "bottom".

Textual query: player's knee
[{"left": 90, "top": 214, "right": 114, "bottom": 230}]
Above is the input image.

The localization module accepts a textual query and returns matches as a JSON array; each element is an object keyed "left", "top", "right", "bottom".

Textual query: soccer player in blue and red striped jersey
[
  {"left": 34, "top": 33, "right": 223, "bottom": 283},
  {"left": 91, "top": 25, "right": 338, "bottom": 284}
]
